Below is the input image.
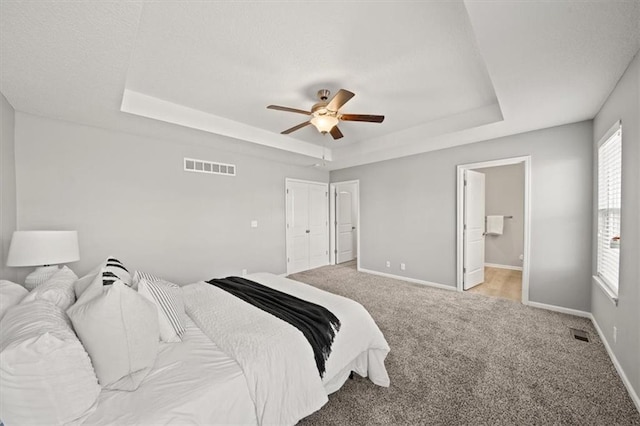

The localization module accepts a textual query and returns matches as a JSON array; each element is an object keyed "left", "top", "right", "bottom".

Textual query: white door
[
  {"left": 308, "top": 183, "right": 329, "bottom": 269},
  {"left": 336, "top": 185, "right": 356, "bottom": 263},
  {"left": 286, "top": 181, "right": 310, "bottom": 274},
  {"left": 286, "top": 180, "right": 329, "bottom": 274},
  {"left": 463, "top": 170, "right": 485, "bottom": 289}
]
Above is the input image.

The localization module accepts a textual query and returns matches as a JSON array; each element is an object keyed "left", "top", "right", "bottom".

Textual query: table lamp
[{"left": 6, "top": 230, "right": 80, "bottom": 290}]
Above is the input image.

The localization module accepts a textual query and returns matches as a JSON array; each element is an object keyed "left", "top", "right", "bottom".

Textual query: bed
[{"left": 0, "top": 268, "right": 390, "bottom": 426}]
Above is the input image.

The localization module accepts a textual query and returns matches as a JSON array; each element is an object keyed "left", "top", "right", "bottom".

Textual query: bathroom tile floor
[{"left": 467, "top": 266, "right": 522, "bottom": 302}]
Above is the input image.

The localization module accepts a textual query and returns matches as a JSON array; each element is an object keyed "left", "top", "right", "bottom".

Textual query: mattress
[{"left": 82, "top": 317, "right": 257, "bottom": 425}]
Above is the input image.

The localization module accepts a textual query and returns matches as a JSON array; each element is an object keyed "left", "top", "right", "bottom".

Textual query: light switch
[{"left": 251, "top": 220, "right": 258, "bottom": 228}]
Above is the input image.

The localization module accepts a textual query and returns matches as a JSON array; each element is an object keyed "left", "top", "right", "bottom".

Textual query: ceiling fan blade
[
  {"left": 267, "top": 105, "right": 311, "bottom": 115},
  {"left": 326, "top": 89, "right": 355, "bottom": 112},
  {"left": 281, "top": 121, "right": 311, "bottom": 134},
  {"left": 340, "top": 114, "right": 385, "bottom": 123},
  {"left": 330, "top": 126, "right": 344, "bottom": 140}
]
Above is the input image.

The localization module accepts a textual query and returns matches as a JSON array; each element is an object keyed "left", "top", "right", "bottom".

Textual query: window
[{"left": 596, "top": 122, "right": 622, "bottom": 296}]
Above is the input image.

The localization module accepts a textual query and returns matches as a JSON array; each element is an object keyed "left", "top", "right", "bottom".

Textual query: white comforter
[
  {"left": 183, "top": 272, "right": 390, "bottom": 426},
  {"left": 83, "top": 318, "right": 257, "bottom": 425}
]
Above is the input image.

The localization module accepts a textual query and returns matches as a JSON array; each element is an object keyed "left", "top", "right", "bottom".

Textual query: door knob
[
  {"left": 352, "top": 226, "right": 356, "bottom": 230},
  {"left": 305, "top": 230, "right": 310, "bottom": 233}
]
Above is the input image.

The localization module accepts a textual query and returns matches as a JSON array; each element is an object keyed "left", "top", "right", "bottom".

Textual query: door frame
[
  {"left": 329, "top": 180, "right": 360, "bottom": 270},
  {"left": 456, "top": 156, "right": 532, "bottom": 304},
  {"left": 285, "top": 178, "right": 329, "bottom": 275}
]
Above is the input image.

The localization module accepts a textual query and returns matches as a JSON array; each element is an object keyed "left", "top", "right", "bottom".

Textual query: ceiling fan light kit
[
  {"left": 267, "top": 89, "right": 384, "bottom": 140},
  {"left": 310, "top": 115, "right": 339, "bottom": 133}
]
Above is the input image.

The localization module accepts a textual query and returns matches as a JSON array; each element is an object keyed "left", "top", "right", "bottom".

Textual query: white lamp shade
[{"left": 6, "top": 231, "right": 80, "bottom": 267}]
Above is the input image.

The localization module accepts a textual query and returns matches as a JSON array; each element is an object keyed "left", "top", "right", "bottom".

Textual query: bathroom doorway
[{"left": 456, "top": 156, "right": 531, "bottom": 304}]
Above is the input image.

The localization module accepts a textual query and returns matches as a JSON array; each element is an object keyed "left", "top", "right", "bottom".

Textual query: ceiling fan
[{"left": 267, "top": 89, "right": 384, "bottom": 140}]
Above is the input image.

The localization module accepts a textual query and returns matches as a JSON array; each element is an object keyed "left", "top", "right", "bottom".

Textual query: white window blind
[{"left": 596, "top": 124, "right": 622, "bottom": 294}]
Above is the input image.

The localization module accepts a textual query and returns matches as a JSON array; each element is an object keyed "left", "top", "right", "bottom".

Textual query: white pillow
[
  {"left": 138, "top": 278, "right": 186, "bottom": 342},
  {"left": 74, "top": 264, "right": 102, "bottom": 298},
  {"left": 74, "top": 256, "right": 132, "bottom": 299},
  {"left": 67, "top": 280, "right": 159, "bottom": 391},
  {"left": 21, "top": 265, "right": 78, "bottom": 310},
  {"left": 0, "top": 280, "right": 28, "bottom": 320},
  {"left": 0, "top": 300, "right": 100, "bottom": 425},
  {"left": 75, "top": 266, "right": 108, "bottom": 305},
  {"left": 102, "top": 256, "right": 132, "bottom": 286},
  {"left": 131, "top": 270, "right": 163, "bottom": 290}
]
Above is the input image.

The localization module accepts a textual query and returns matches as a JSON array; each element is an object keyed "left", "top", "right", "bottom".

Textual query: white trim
[
  {"left": 484, "top": 263, "right": 523, "bottom": 271},
  {"left": 592, "top": 275, "right": 619, "bottom": 306},
  {"left": 591, "top": 314, "right": 640, "bottom": 412},
  {"left": 286, "top": 177, "right": 329, "bottom": 186},
  {"left": 456, "top": 155, "right": 531, "bottom": 171},
  {"left": 329, "top": 180, "right": 361, "bottom": 271},
  {"left": 526, "top": 301, "right": 591, "bottom": 318},
  {"left": 121, "top": 89, "right": 331, "bottom": 160},
  {"left": 456, "top": 156, "right": 532, "bottom": 305},
  {"left": 529, "top": 300, "right": 640, "bottom": 412},
  {"left": 359, "top": 268, "right": 456, "bottom": 292},
  {"left": 596, "top": 120, "right": 622, "bottom": 148}
]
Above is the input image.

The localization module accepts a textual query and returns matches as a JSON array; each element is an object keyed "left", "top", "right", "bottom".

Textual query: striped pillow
[
  {"left": 131, "top": 270, "right": 161, "bottom": 290},
  {"left": 102, "top": 257, "right": 131, "bottom": 287},
  {"left": 137, "top": 278, "right": 185, "bottom": 342}
]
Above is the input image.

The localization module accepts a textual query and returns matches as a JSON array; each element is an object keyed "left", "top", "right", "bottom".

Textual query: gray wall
[
  {"left": 476, "top": 164, "right": 524, "bottom": 268},
  {"left": 13, "top": 112, "right": 328, "bottom": 284},
  {"left": 592, "top": 51, "right": 639, "bottom": 403},
  {"left": 331, "top": 120, "right": 593, "bottom": 311},
  {"left": 0, "top": 92, "right": 17, "bottom": 281}
]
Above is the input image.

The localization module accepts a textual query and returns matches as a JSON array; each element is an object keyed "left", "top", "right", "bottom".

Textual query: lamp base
[{"left": 24, "top": 265, "right": 60, "bottom": 290}]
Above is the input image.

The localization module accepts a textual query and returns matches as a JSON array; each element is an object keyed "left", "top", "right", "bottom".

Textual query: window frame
[{"left": 594, "top": 120, "right": 622, "bottom": 303}]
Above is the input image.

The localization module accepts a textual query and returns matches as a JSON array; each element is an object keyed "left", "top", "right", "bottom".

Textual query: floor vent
[
  {"left": 184, "top": 157, "right": 236, "bottom": 176},
  {"left": 570, "top": 328, "right": 590, "bottom": 342}
]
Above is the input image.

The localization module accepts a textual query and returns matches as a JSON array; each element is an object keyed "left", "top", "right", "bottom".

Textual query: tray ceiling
[{"left": 1, "top": 1, "right": 638, "bottom": 169}]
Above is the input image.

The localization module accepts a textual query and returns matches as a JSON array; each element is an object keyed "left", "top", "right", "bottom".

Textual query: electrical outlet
[
  {"left": 386, "top": 261, "right": 391, "bottom": 268},
  {"left": 613, "top": 326, "right": 617, "bottom": 344},
  {"left": 241, "top": 269, "right": 247, "bottom": 276},
  {"left": 400, "top": 263, "right": 406, "bottom": 271}
]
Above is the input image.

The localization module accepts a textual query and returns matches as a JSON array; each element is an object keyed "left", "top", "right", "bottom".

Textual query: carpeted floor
[{"left": 288, "top": 262, "right": 640, "bottom": 425}]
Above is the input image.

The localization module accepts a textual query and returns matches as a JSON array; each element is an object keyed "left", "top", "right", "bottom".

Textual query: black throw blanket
[{"left": 206, "top": 276, "right": 341, "bottom": 377}]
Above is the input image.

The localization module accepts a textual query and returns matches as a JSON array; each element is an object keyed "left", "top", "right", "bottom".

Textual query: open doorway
[
  {"left": 329, "top": 180, "right": 360, "bottom": 269},
  {"left": 456, "top": 156, "right": 531, "bottom": 304}
]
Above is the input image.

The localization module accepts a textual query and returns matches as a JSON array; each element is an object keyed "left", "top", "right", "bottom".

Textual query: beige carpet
[{"left": 289, "top": 263, "right": 640, "bottom": 425}]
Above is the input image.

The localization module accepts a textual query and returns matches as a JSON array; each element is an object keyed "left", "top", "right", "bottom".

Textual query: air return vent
[
  {"left": 184, "top": 158, "right": 236, "bottom": 176},
  {"left": 569, "top": 328, "right": 590, "bottom": 342}
]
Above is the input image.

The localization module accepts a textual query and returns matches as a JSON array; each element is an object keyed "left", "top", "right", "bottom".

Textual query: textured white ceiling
[
  {"left": 1, "top": 1, "right": 639, "bottom": 169},
  {"left": 125, "top": 1, "right": 498, "bottom": 146}
]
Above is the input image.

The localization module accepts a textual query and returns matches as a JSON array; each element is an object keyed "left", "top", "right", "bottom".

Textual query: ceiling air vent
[{"left": 184, "top": 158, "right": 236, "bottom": 176}]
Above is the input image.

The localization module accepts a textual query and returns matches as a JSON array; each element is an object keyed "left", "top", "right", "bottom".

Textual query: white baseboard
[
  {"left": 484, "top": 262, "right": 523, "bottom": 271},
  {"left": 358, "top": 268, "right": 456, "bottom": 291},
  {"left": 524, "top": 301, "right": 639, "bottom": 411},
  {"left": 526, "top": 301, "right": 591, "bottom": 318},
  {"left": 590, "top": 315, "right": 640, "bottom": 412}
]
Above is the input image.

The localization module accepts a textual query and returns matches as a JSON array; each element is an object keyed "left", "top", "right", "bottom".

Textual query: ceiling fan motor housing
[{"left": 317, "top": 89, "right": 331, "bottom": 101}]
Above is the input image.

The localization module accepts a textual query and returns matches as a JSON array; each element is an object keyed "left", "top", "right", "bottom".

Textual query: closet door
[
  {"left": 287, "top": 181, "right": 311, "bottom": 274},
  {"left": 286, "top": 179, "right": 328, "bottom": 274},
  {"left": 308, "top": 183, "right": 329, "bottom": 269}
]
